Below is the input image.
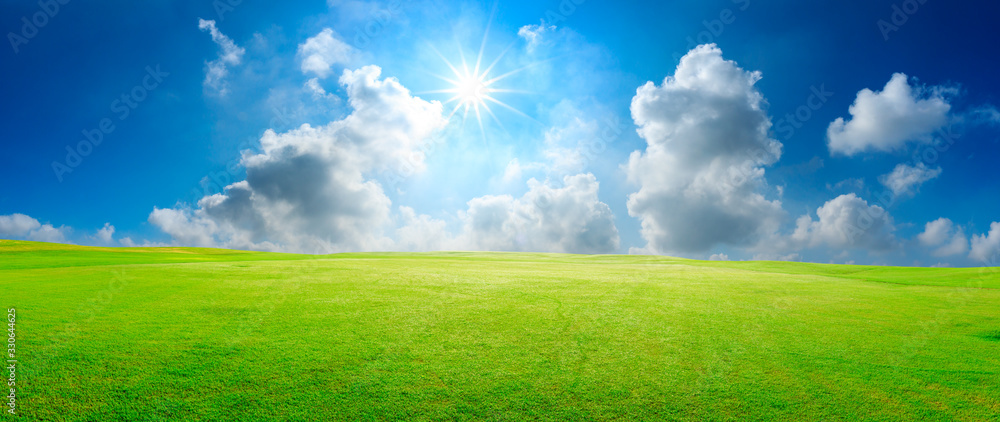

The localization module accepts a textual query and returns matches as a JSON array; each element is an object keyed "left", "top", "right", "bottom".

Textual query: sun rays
[{"left": 421, "top": 10, "right": 537, "bottom": 139}]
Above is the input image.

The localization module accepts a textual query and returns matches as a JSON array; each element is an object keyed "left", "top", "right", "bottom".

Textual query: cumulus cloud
[
  {"left": 827, "top": 73, "right": 952, "bottom": 156},
  {"left": 150, "top": 65, "right": 447, "bottom": 253},
  {"left": 918, "top": 218, "right": 954, "bottom": 246},
  {"left": 198, "top": 19, "right": 245, "bottom": 95},
  {"left": 751, "top": 252, "right": 801, "bottom": 262},
  {"left": 790, "top": 193, "right": 897, "bottom": 252},
  {"left": 708, "top": 253, "right": 729, "bottom": 261},
  {"left": 456, "top": 174, "right": 620, "bottom": 254},
  {"left": 917, "top": 218, "right": 968, "bottom": 257},
  {"left": 970, "top": 222, "right": 1000, "bottom": 263},
  {"left": 879, "top": 162, "right": 942, "bottom": 197},
  {"left": 27, "top": 225, "right": 69, "bottom": 243},
  {"left": 0, "top": 213, "right": 70, "bottom": 244},
  {"left": 95, "top": 223, "right": 115, "bottom": 244},
  {"left": 118, "top": 237, "right": 169, "bottom": 248},
  {"left": 148, "top": 207, "right": 222, "bottom": 249},
  {"left": 298, "top": 28, "right": 354, "bottom": 78},
  {"left": 360, "top": 173, "right": 621, "bottom": 254},
  {"left": 0, "top": 213, "right": 41, "bottom": 237},
  {"left": 625, "top": 44, "right": 784, "bottom": 255}
]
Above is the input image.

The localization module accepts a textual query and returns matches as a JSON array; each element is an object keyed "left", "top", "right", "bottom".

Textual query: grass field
[{"left": 2, "top": 239, "right": 999, "bottom": 421}]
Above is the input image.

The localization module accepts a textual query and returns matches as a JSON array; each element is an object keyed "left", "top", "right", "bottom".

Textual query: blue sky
[{"left": 2, "top": 0, "right": 1000, "bottom": 266}]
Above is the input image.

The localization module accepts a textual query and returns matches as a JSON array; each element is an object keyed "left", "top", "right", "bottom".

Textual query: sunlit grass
[{"left": 2, "top": 240, "right": 998, "bottom": 421}]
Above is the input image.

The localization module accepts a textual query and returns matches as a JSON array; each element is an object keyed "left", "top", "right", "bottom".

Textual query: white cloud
[
  {"left": 827, "top": 178, "right": 865, "bottom": 192},
  {"left": 918, "top": 218, "right": 954, "bottom": 246},
  {"left": 878, "top": 162, "right": 942, "bottom": 197},
  {"left": 198, "top": 19, "right": 243, "bottom": 65},
  {"left": 369, "top": 173, "right": 621, "bottom": 254},
  {"left": 937, "top": 232, "right": 969, "bottom": 257},
  {"left": 27, "top": 224, "right": 69, "bottom": 243},
  {"left": 298, "top": 28, "right": 354, "bottom": 79},
  {"left": 518, "top": 21, "right": 556, "bottom": 52},
  {"left": 791, "top": 194, "right": 897, "bottom": 252},
  {"left": 962, "top": 105, "right": 1000, "bottom": 127},
  {"left": 394, "top": 206, "right": 454, "bottom": 252},
  {"left": 625, "top": 44, "right": 784, "bottom": 255},
  {"left": 827, "top": 73, "right": 952, "bottom": 156},
  {"left": 510, "top": 100, "right": 621, "bottom": 180},
  {"left": 751, "top": 253, "right": 801, "bottom": 262},
  {"left": 148, "top": 207, "right": 221, "bottom": 248},
  {"left": 95, "top": 223, "right": 115, "bottom": 244},
  {"left": 0, "top": 213, "right": 41, "bottom": 237},
  {"left": 457, "top": 174, "right": 620, "bottom": 254},
  {"left": 501, "top": 158, "right": 524, "bottom": 184},
  {"left": 970, "top": 222, "right": 1000, "bottom": 264},
  {"left": 198, "top": 19, "right": 245, "bottom": 96},
  {"left": 150, "top": 65, "right": 447, "bottom": 253},
  {"left": 542, "top": 117, "right": 597, "bottom": 176},
  {"left": 708, "top": 253, "right": 729, "bottom": 261},
  {"left": 539, "top": 101, "right": 612, "bottom": 176},
  {"left": 304, "top": 77, "right": 337, "bottom": 101},
  {"left": 118, "top": 237, "right": 169, "bottom": 248},
  {"left": 0, "top": 213, "right": 71, "bottom": 244},
  {"left": 917, "top": 218, "right": 968, "bottom": 257}
]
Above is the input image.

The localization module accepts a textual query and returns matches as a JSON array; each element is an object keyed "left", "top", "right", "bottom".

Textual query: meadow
[{"left": 1, "top": 239, "right": 998, "bottom": 421}]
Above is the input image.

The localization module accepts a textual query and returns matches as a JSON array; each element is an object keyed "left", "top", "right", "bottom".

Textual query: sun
[
  {"left": 426, "top": 42, "right": 525, "bottom": 129},
  {"left": 456, "top": 73, "right": 489, "bottom": 107},
  {"left": 420, "top": 10, "right": 536, "bottom": 137}
]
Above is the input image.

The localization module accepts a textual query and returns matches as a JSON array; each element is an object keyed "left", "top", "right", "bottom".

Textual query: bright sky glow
[{"left": 3, "top": 0, "right": 1000, "bottom": 267}]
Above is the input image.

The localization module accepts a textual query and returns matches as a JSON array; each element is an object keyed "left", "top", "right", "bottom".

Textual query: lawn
[{"left": 1, "top": 240, "right": 998, "bottom": 421}]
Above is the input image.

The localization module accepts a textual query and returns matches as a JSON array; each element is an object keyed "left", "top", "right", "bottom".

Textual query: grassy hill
[{"left": 2, "top": 240, "right": 998, "bottom": 421}]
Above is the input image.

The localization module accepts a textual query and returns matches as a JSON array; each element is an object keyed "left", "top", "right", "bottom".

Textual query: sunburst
[{"left": 421, "top": 7, "right": 537, "bottom": 138}]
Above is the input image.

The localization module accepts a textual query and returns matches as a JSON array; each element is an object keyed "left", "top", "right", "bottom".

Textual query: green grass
[{"left": 2, "top": 240, "right": 999, "bottom": 421}]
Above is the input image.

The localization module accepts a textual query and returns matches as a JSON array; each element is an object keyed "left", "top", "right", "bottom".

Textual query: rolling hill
[{"left": 2, "top": 240, "right": 998, "bottom": 421}]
